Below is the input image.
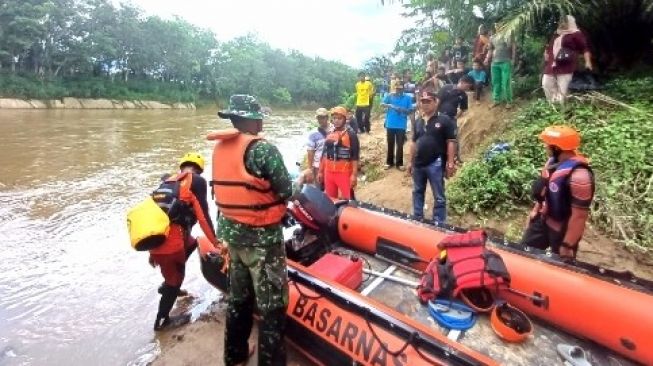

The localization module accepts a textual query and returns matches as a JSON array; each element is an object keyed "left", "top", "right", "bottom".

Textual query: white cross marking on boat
[
  {"left": 361, "top": 265, "right": 397, "bottom": 296},
  {"left": 362, "top": 269, "right": 420, "bottom": 287},
  {"left": 447, "top": 329, "right": 462, "bottom": 341}
]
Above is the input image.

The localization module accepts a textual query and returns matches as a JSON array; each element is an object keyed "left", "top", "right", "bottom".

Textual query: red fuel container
[{"left": 309, "top": 253, "right": 363, "bottom": 290}]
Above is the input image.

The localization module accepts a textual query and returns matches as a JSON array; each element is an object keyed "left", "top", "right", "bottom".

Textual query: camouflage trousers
[{"left": 224, "top": 241, "right": 289, "bottom": 366}]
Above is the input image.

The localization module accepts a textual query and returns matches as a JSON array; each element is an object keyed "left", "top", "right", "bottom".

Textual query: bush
[
  {"left": 449, "top": 77, "right": 653, "bottom": 249},
  {"left": 0, "top": 72, "right": 201, "bottom": 103}
]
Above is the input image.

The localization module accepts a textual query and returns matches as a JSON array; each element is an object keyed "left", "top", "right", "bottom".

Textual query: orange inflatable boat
[{"left": 200, "top": 186, "right": 653, "bottom": 365}]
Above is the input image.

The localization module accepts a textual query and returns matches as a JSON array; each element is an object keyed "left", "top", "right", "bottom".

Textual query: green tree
[
  {"left": 0, "top": 0, "right": 47, "bottom": 72},
  {"left": 0, "top": 0, "right": 356, "bottom": 105},
  {"left": 385, "top": 0, "right": 653, "bottom": 71}
]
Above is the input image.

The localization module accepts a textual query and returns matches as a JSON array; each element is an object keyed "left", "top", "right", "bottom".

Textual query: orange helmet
[
  {"left": 330, "top": 106, "right": 348, "bottom": 118},
  {"left": 539, "top": 125, "right": 581, "bottom": 151},
  {"left": 490, "top": 303, "right": 533, "bottom": 343}
]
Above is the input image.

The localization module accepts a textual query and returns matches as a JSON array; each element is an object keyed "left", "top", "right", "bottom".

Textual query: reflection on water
[{"left": 0, "top": 108, "right": 312, "bottom": 365}]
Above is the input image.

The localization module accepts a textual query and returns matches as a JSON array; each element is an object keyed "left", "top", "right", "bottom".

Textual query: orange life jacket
[
  {"left": 532, "top": 154, "right": 593, "bottom": 222},
  {"left": 322, "top": 128, "right": 354, "bottom": 173},
  {"left": 208, "top": 128, "right": 286, "bottom": 227}
]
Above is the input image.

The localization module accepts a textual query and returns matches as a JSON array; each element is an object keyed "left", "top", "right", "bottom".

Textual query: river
[{"left": 0, "top": 108, "right": 313, "bottom": 365}]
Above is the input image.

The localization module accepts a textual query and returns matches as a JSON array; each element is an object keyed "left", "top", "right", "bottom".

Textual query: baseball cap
[
  {"left": 315, "top": 107, "right": 329, "bottom": 117},
  {"left": 419, "top": 90, "right": 437, "bottom": 101}
]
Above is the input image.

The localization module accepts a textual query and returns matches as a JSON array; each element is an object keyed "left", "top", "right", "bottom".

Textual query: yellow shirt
[{"left": 355, "top": 80, "right": 374, "bottom": 107}]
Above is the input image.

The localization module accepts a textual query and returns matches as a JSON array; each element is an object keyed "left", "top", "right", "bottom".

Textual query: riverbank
[
  {"left": 355, "top": 99, "right": 653, "bottom": 280},
  {"left": 151, "top": 94, "right": 652, "bottom": 365},
  {"left": 0, "top": 97, "right": 195, "bottom": 109}
]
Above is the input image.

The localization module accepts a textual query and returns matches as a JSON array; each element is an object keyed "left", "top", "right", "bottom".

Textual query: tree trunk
[{"left": 54, "top": 57, "right": 68, "bottom": 77}]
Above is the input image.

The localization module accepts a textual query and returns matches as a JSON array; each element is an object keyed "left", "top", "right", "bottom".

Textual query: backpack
[
  {"left": 418, "top": 230, "right": 510, "bottom": 304},
  {"left": 126, "top": 173, "right": 195, "bottom": 251},
  {"left": 151, "top": 172, "right": 196, "bottom": 227}
]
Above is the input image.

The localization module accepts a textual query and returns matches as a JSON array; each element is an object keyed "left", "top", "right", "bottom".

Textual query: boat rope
[
  {"left": 287, "top": 266, "right": 486, "bottom": 366},
  {"left": 413, "top": 344, "right": 445, "bottom": 366},
  {"left": 288, "top": 280, "right": 324, "bottom": 300},
  {"left": 347, "top": 200, "right": 653, "bottom": 294},
  {"left": 363, "top": 311, "right": 441, "bottom": 366}
]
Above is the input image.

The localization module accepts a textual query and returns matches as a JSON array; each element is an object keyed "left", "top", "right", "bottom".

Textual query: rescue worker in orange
[
  {"left": 149, "top": 152, "right": 219, "bottom": 331},
  {"left": 317, "top": 106, "right": 360, "bottom": 200},
  {"left": 522, "top": 126, "right": 595, "bottom": 260},
  {"left": 210, "top": 95, "right": 292, "bottom": 366}
]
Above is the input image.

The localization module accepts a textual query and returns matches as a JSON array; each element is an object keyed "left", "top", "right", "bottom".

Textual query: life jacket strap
[
  {"left": 210, "top": 180, "right": 273, "bottom": 193},
  {"left": 216, "top": 199, "right": 285, "bottom": 211}
]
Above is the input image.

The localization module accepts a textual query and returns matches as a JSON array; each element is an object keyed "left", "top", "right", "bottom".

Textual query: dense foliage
[
  {"left": 0, "top": 0, "right": 356, "bottom": 105},
  {"left": 382, "top": 0, "right": 653, "bottom": 75},
  {"left": 448, "top": 77, "right": 653, "bottom": 249}
]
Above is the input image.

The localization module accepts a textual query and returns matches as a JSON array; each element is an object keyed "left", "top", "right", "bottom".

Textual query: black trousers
[
  {"left": 474, "top": 82, "right": 484, "bottom": 101},
  {"left": 386, "top": 128, "right": 406, "bottom": 166},
  {"left": 521, "top": 215, "right": 568, "bottom": 254},
  {"left": 356, "top": 106, "right": 371, "bottom": 133}
]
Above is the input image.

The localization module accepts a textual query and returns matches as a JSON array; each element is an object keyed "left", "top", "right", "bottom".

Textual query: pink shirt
[{"left": 543, "top": 31, "right": 589, "bottom": 75}]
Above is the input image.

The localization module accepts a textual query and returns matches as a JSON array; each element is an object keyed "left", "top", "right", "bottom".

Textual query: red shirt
[{"left": 543, "top": 31, "right": 589, "bottom": 75}]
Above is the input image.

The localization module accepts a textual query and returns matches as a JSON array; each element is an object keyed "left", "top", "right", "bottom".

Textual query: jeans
[
  {"left": 412, "top": 157, "right": 446, "bottom": 223},
  {"left": 386, "top": 128, "right": 406, "bottom": 166},
  {"left": 356, "top": 106, "right": 371, "bottom": 133}
]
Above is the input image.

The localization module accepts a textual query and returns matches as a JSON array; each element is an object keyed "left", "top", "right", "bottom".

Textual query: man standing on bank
[
  {"left": 211, "top": 95, "right": 292, "bottom": 366},
  {"left": 355, "top": 72, "right": 374, "bottom": 133},
  {"left": 434, "top": 75, "right": 473, "bottom": 163},
  {"left": 381, "top": 82, "right": 414, "bottom": 170},
  {"left": 408, "top": 89, "right": 457, "bottom": 224},
  {"left": 485, "top": 23, "right": 516, "bottom": 109},
  {"left": 522, "top": 126, "right": 594, "bottom": 261}
]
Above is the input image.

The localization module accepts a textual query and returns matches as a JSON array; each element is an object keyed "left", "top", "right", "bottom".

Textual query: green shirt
[{"left": 217, "top": 139, "right": 292, "bottom": 247}]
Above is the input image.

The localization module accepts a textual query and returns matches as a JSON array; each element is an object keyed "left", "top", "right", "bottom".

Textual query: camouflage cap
[{"left": 217, "top": 94, "right": 264, "bottom": 120}]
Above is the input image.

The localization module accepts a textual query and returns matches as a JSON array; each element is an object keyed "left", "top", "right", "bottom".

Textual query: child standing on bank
[{"left": 468, "top": 60, "right": 488, "bottom": 103}]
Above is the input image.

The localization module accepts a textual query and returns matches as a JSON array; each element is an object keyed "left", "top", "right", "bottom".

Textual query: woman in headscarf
[{"left": 542, "top": 15, "right": 594, "bottom": 103}]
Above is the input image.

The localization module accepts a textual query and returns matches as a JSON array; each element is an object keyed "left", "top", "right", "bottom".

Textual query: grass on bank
[
  {"left": 0, "top": 72, "right": 201, "bottom": 103},
  {"left": 448, "top": 76, "right": 653, "bottom": 251}
]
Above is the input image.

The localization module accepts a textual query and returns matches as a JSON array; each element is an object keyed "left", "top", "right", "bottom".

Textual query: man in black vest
[{"left": 407, "top": 89, "right": 457, "bottom": 224}]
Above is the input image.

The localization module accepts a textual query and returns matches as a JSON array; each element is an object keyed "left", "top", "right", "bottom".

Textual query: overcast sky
[{"left": 128, "top": 0, "right": 413, "bottom": 68}]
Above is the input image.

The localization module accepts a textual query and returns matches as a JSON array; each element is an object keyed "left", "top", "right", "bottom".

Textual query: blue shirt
[
  {"left": 467, "top": 69, "right": 487, "bottom": 83},
  {"left": 383, "top": 93, "right": 414, "bottom": 130}
]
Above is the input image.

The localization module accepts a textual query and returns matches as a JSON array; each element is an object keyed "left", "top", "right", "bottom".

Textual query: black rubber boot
[{"left": 154, "top": 285, "right": 180, "bottom": 331}]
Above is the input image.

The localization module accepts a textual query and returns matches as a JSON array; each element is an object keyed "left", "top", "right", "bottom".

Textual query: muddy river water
[{"left": 0, "top": 108, "right": 313, "bottom": 365}]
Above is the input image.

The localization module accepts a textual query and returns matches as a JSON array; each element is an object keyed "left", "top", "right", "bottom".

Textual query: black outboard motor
[{"left": 285, "top": 185, "right": 339, "bottom": 265}]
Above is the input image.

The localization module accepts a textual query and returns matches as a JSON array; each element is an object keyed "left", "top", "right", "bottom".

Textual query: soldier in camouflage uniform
[{"left": 214, "top": 95, "right": 292, "bottom": 366}]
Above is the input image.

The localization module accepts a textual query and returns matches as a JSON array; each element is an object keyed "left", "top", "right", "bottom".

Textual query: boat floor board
[{"left": 349, "top": 249, "right": 637, "bottom": 366}]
